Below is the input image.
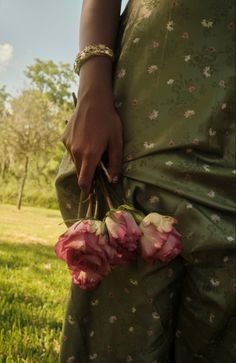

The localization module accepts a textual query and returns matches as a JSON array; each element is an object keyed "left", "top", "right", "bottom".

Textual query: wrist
[
  {"left": 77, "top": 57, "right": 114, "bottom": 105},
  {"left": 77, "top": 86, "right": 115, "bottom": 111},
  {"left": 78, "top": 56, "right": 113, "bottom": 88}
]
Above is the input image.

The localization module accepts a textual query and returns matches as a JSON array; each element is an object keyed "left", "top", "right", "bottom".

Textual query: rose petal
[
  {"left": 155, "top": 229, "right": 182, "bottom": 263},
  {"left": 72, "top": 270, "right": 102, "bottom": 289}
]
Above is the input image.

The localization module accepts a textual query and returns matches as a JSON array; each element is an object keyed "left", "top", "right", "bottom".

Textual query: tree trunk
[
  {"left": 1, "top": 160, "right": 8, "bottom": 179},
  {"left": 17, "top": 156, "right": 29, "bottom": 210}
]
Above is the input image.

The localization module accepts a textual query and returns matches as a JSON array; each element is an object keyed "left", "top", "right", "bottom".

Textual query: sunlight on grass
[
  {"left": 0, "top": 204, "right": 70, "bottom": 363},
  {"left": 0, "top": 204, "right": 66, "bottom": 243}
]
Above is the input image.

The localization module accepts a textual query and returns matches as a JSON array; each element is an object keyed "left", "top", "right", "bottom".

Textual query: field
[{"left": 0, "top": 204, "right": 70, "bottom": 363}]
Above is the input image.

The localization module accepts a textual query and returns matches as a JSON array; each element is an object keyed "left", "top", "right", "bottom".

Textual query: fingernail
[{"left": 111, "top": 176, "right": 119, "bottom": 184}]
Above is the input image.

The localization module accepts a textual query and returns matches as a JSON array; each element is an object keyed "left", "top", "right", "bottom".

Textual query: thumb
[{"left": 107, "top": 136, "right": 123, "bottom": 183}]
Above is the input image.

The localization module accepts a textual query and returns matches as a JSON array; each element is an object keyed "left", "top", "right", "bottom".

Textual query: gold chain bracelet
[{"left": 73, "top": 43, "right": 114, "bottom": 75}]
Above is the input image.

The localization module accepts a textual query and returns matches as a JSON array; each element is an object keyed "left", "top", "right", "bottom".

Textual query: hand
[{"left": 61, "top": 89, "right": 123, "bottom": 195}]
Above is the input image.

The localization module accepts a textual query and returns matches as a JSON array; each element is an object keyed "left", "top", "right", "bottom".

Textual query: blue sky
[{"left": 0, "top": 0, "right": 128, "bottom": 95}]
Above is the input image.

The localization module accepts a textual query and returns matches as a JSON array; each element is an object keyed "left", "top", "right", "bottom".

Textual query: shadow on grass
[{"left": 0, "top": 239, "right": 57, "bottom": 266}]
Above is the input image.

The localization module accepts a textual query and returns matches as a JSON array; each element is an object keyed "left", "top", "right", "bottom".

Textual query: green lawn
[{"left": 0, "top": 204, "right": 70, "bottom": 363}]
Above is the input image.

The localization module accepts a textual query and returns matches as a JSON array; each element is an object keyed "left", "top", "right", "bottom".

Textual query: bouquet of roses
[{"left": 54, "top": 163, "right": 182, "bottom": 290}]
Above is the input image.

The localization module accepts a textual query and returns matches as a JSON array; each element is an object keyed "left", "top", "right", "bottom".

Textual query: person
[{"left": 55, "top": 0, "right": 235, "bottom": 362}]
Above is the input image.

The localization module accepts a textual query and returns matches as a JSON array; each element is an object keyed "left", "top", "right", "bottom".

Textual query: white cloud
[{"left": 0, "top": 43, "right": 14, "bottom": 72}]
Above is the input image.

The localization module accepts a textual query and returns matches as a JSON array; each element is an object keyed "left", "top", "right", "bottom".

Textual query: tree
[
  {"left": 7, "top": 89, "right": 59, "bottom": 209},
  {"left": 0, "top": 116, "right": 11, "bottom": 178},
  {"left": 0, "top": 86, "right": 10, "bottom": 116},
  {"left": 0, "top": 87, "right": 11, "bottom": 178},
  {"left": 24, "top": 58, "right": 76, "bottom": 107},
  {"left": 0, "top": 60, "right": 76, "bottom": 209}
]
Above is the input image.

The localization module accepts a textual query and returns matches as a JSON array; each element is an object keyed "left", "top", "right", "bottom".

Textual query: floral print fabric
[
  {"left": 56, "top": 0, "right": 235, "bottom": 361},
  {"left": 113, "top": 0, "right": 235, "bottom": 212}
]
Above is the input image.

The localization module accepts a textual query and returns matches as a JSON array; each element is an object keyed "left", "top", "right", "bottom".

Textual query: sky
[{"left": 0, "top": 0, "right": 128, "bottom": 95}]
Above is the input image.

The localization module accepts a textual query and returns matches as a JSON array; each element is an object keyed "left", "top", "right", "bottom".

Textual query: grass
[{"left": 0, "top": 204, "right": 70, "bottom": 363}]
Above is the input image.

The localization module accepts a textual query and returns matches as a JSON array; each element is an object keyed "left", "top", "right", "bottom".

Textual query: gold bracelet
[{"left": 73, "top": 43, "right": 114, "bottom": 75}]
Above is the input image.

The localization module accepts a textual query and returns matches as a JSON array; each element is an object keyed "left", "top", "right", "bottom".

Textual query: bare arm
[
  {"left": 79, "top": 0, "right": 122, "bottom": 98},
  {"left": 62, "top": 0, "right": 123, "bottom": 195}
]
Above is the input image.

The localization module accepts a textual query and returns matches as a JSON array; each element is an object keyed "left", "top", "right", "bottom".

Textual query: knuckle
[
  {"left": 61, "top": 135, "right": 67, "bottom": 145},
  {"left": 61, "top": 133, "right": 71, "bottom": 148},
  {"left": 70, "top": 145, "right": 80, "bottom": 156},
  {"left": 78, "top": 178, "right": 89, "bottom": 190}
]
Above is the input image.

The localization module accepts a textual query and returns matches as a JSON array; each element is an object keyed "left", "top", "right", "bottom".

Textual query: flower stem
[
  {"left": 86, "top": 192, "right": 95, "bottom": 218},
  {"left": 98, "top": 169, "right": 114, "bottom": 210},
  {"left": 94, "top": 192, "right": 99, "bottom": 219},
  {"left": 100, "top": 161, "right": 112, "bottom": 183}
]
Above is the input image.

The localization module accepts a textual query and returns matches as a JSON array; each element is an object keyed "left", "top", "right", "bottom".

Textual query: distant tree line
[{"left": 0, "top": 59, "right": 76, "bottom": 209}]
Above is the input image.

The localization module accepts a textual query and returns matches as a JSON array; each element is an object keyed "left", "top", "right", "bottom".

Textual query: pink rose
[
  {"left": 154, "top": 229, "right": 182, "bottom": 262},
  {"left": 71, "top": 270, "right": 102, "bottom": 290},
  {"left": 139, "top": 213, "right": 182, "bottom": 264},
  {"left": 105, "top": 210, "right": 141, "bottom": 261},
  {"left": 54, "top": 219, "right": 115, "bottom": 288}
]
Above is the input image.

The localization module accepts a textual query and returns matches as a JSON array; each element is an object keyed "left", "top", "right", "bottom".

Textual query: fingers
[
  {"left": 78, "top": 154, "right": 100, "bottom": 195},
  {"left": 107, "top": 134, "right": 123, "bottom": 183},
  {"left": 71, "top": 150, "right": 82, "bottom": 186},
  {"left": 65, "top": 137, "right": 100, "bottom": 195},
  {"left": 61, "top": 107, "right": 123, "bottom": 192}
]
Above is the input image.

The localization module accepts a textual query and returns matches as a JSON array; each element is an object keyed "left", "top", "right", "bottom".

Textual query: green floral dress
[{"left": 55, "top": 0, "right": 235, "bottom": 362}]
